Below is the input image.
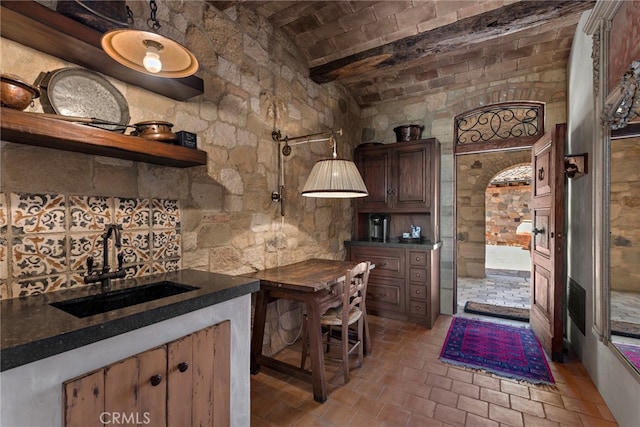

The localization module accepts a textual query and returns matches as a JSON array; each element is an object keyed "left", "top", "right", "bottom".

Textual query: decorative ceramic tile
[
  {"left": 153, "top": 259, "right": 181, "bottom": 273},
  {"left": 0, "top": 192, "right": 7, "bottom": 233},
  {"left": 121, "top": 231, "right": 150, "bottom": 265},
  {"left": 152, "top": 199, "right": 180, "bottom": 228},
  {"left": 0, "top": 236, "right": 7, "bottom": 281},
  {"left": 69, "top": 195, "right": 112, "bottom": 231},
  {"left": 11, "top": 275, "right": 67, "bottom": 297},
  {"left": 0, "top": 282, "right": 9, "bottom": 299},
  {"left": 12, "top": 234, "right": 66, "bottom": 277},
  {"left": 153, "top": 230, "right": 181, "bottom": 260},
  {"left": 68, "top": 273, "right": 88, "bottom": 290},
  {"left": 11, "top": 193, "right": 65, "bottom": 234},
  {"left": 127, "top": 264, "right": 151, "bottom": 278},
  {"left": 69, "top": 233, "right": 104, "bottom": 271},
  {"left": 116, "top": 198, "right": 150, "bottom": 229}
]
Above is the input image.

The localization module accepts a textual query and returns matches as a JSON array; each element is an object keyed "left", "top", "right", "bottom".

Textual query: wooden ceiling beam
[{"left": 310, "top": 0, "right": 594, "bottom": 84}]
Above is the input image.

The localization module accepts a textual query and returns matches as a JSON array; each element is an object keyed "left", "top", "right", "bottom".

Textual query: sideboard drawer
[
  {"left": 409, "top": 284, "right": 427, "bottom": 301},
  {"left": 409, "top": 268, "right": 428, "bottom": 283},
  {"left": 408, "top": 300, "right": 427, "bottom": 316},
  {"left": 366, "top": 279, "right": 404, "bottom": 314},
  {"left": 409, "top": 251, "right": 428, "bottom": 266},
  {"left": 350, "top": 247, "right": 405, "bottom": 278}
]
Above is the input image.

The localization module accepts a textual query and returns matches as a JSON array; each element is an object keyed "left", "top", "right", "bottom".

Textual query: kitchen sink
[{"left": 50, "top": 281, "right": 199, "bottom": 318}]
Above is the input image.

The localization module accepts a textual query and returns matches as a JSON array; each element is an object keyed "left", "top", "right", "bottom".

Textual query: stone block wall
[
  {"left": 485, "top": 184, "right": 532, "bottom": 246},
  {"left": 1, "top": 0, "right": 361, "bottom": 356}
]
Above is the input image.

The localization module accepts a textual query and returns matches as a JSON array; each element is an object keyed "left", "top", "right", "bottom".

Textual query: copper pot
[
  {"left": 131, "top": 120, "right": 176, "bottom": 142},
  {"left": 1, "top": 74, "right": 40, "bottom": 111}
]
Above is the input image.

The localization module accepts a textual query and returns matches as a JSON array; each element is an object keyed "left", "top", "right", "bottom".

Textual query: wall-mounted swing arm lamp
[
  {"left": 271, "top": 128, "right": 368, "bottom": 209},
  {"left": 101, "top": 0, "right": 199, "bottom": 78}
]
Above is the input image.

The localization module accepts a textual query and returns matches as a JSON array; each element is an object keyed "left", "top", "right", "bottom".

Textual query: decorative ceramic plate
[{"left": 35, "top": 67, "right": 130, "bottom": 132}]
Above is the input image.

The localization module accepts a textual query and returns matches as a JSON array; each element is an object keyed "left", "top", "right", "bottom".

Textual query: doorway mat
[
  {"left": 464, "top": 301, "right": 530, "bottom": 322},
  {"left": 615, "top": 342, "right": 640, "bottom": 371},
  {"left": 611, "top": 320, "right": 640, "bottom": 339},
  {"left": 440, "top": 317, "right": 554, "bottom": 385}
]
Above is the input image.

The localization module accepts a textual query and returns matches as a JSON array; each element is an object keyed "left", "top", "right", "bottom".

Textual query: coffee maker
[{"left": 369, "top": 214, "right": 389, "bottom": 242}]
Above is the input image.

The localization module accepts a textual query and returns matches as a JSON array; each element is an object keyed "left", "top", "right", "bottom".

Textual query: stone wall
[
  {"left": 485, "top": 184, "right": 532, "bottom": 246},
  {"left": 610, "top": 137, "right": 640, "bottom": 293},
  {"left": 1, "top": 0, "right": 361, "bottom": 355}
]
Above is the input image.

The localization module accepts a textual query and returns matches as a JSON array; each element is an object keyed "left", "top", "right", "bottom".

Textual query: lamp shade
[
  {"left": 301, "top": 159, "right": 369, "bottom": 198},
  {"left": 101, "top": 29, "right": 198, "bottom": 78}
]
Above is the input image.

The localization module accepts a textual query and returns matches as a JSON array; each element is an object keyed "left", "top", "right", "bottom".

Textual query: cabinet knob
[
  {"left": 415, "top": 273, "right": 421, "bottom": 278},
  {"left": 415, "top": 257, "right": 421, "bottom": 261},
  {"left": 178, "top": 362, "right": 189, "bottom": 373},
  {"left": 150, "top": 374, "right": 162, "bottom": 387},
  {"left": 415, "top": 289, "right": 421, "bottom": 294}
]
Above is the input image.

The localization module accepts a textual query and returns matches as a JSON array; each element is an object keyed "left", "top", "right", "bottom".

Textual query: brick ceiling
[{"left": 209, "top": 1, "right": 595, "bottom": 107}]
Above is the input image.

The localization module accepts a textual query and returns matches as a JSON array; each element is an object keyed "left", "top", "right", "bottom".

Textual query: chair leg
[
  {"left": 300, "top": 314, "right": 308, "bottom": 369},
  {"left": 342, "top": 323, "right": 350, "bottom": 383},
  {"left": 357, "top": 318, "right": 364, "bottom": 368}
]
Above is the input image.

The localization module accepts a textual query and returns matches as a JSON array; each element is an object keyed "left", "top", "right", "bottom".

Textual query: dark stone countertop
[
  {"left": 345, "top": 239, "right": 443, "bottom": 250},
  {"left": 0, "top": 269, "right": 259, "bottom": 372}
]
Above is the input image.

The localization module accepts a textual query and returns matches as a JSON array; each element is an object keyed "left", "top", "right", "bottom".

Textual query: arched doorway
[{"left": 455, "top": 151, "right": 533, "bottom": 317}]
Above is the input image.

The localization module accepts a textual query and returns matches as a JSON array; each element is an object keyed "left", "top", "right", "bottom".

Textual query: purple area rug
[
  {"left": 615, "top": 342, "right": 640, "bottom": 371},
  {"left": 440, "top": 317, "right": 554, "bottom": 385}
]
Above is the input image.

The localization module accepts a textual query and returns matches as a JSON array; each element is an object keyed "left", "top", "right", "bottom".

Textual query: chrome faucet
[{"left": 84, "top": 223, "right": 126, "bottom": 289}]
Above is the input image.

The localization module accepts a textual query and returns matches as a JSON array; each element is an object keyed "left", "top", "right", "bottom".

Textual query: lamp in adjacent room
[{"left": 101, "top": 1, "right": 198, "bottom": 78}]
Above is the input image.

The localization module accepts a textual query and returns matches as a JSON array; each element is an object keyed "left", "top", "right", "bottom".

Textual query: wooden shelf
[
  {"left": 1, "top": 108, "right": 207, "bottom": 168},
  {"left": 0, "top": 1, "right": 204, "bottom": 101}
]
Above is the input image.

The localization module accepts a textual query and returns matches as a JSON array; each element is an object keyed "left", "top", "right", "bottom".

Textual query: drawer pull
[
  {"left": 150, "top": 374, "right": 162, "bottom": 387},
  {"left": 415, "top": 273, "right": 421, "bottom": 278},
  {"left": 415, "top": 257, "right": 421, "bottom": 261},
  {"left": 178, "top": 362, "right": 189, "bottom": 373},
  {"left": 415, "top": 289, "right": 420, "bottom": 294},
  {"left": 378, "top": 262, "right": 387, "bottom": 267}
]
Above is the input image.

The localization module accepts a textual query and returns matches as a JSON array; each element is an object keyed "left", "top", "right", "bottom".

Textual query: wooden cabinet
[
  {"left": 355, "top": 139, "right": 436, "bottom": 212},
  {"left": 349, "top": 245, "right": 440, "bottom": 327},
  {"left": 63, "top": 321, "right": 230, "bottom": 427},
  {"left": 353, "top": 138, "right": 440, "bottom": 242}
]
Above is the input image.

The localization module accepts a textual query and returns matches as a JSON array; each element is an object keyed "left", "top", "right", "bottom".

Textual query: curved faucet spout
[{"left": 85, "top": 223, "right": 125, "bottom": 289}]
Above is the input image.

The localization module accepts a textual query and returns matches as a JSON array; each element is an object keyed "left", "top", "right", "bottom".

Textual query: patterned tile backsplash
[{"left": 0, "top": 192, "right": 181, "bottom": 299}]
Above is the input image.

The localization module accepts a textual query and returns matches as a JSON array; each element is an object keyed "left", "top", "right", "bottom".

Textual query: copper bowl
[
  {"left": 1, "top": 74, "right": 40, "bottom": 110},
  {"left": 393, "top": 124, "right": 424, "bottom": 142},
  {"left": 131, "top": 120, "right": 177, "bottom": 142}
]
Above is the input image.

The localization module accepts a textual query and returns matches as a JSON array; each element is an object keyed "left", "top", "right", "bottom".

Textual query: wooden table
[{"left": 244, "top": 258, "right": 372, "bottom": 403}]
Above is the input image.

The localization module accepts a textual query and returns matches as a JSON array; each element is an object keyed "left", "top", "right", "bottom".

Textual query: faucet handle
[
  {"left": 117, "top": 253, "right": 124, "bottom": 269},
  {"left": 86, "top": 256, "right": 94, "bottom": 274}
]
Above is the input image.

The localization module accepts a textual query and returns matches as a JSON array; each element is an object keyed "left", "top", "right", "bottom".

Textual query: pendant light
[
  {"left": 301, "top": 135, "right": 368, "bottom": 198},
  {"left": 101, "top": 1, "right": 198, "bottom": 78},
  {"left": 272, "top": 129, "right": 368, "bottom": 199}
]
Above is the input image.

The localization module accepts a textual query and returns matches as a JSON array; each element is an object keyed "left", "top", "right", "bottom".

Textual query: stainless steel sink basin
[{"left": 50, "top": 281, "right": 199, "bottom": 318}]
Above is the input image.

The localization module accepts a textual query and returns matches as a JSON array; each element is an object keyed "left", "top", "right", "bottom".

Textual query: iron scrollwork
[
  {"left": 602, "top": 60, "right": 640, "bottom": 130},
  {"left": 455, "top": 104, "right": 542, "bottom": 145}
]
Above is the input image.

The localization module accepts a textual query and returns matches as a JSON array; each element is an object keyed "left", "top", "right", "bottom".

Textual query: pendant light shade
[
  {"left": 301, "top": 158, "right": 369, "bottom": 198},
  {"left": 101, "top": 29, "right": 198, "bottom": 78}
]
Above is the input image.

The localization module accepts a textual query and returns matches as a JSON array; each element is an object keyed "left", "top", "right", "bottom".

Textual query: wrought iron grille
[{"left": 455, "top": 103, "right": 543, "bottom": 145}]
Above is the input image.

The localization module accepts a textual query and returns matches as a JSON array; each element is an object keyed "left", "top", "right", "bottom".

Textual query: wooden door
[
  {"left": 530, "top": 124, "right": 565, "bottom": 362},
  {"left": 393, "top": 143, "right": 431, "bottom": 210},
  {"left": 355, "top": 147, "right": 390, "bottom": 210}
]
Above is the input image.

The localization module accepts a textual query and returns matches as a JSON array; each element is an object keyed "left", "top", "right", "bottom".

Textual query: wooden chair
[{"left": 300, "top": 261, "right": 371, "bottom": 383}]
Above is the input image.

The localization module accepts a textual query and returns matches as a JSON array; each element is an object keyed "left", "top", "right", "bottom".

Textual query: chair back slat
[{"left": 342, "top": 261, "right": 371, "bottom": 319}]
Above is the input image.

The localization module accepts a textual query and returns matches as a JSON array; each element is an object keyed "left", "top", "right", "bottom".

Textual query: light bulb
[{"left": 143, "top": 40, "right": 163, "bottom": 74}]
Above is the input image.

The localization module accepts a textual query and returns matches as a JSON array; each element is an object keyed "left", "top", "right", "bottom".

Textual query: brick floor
[{"left": 250, "top": 315, "right": 619, "bottom": 426}]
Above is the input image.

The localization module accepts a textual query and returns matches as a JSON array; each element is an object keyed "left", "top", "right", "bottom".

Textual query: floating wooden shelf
[
  {"left": 0, "top": 1, "right": 204, "bottom": 101},
  {"left": 1, "top": 108, "right": 207, "bottom": 168}
]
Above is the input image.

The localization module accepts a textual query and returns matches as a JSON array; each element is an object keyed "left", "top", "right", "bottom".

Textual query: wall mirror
[{"left": 605, "top": 62, "right": 640, "bottom": 376}]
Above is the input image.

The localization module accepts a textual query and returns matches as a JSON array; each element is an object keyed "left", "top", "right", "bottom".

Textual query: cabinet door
[
  {"left": 136, "top": 346, "right": 167, "bottom": 426},
  {"left": 355, "top": 147, "right": 390, "bottom": 210},
  {"left": 63, "top": 369, "right": 104, "bottom": 427},
  {"left": 168, "top": 335, "right": 193, "bottom": 426},
  {"left": 392, "top": 144, "right": 431, "bottom": 210}
]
